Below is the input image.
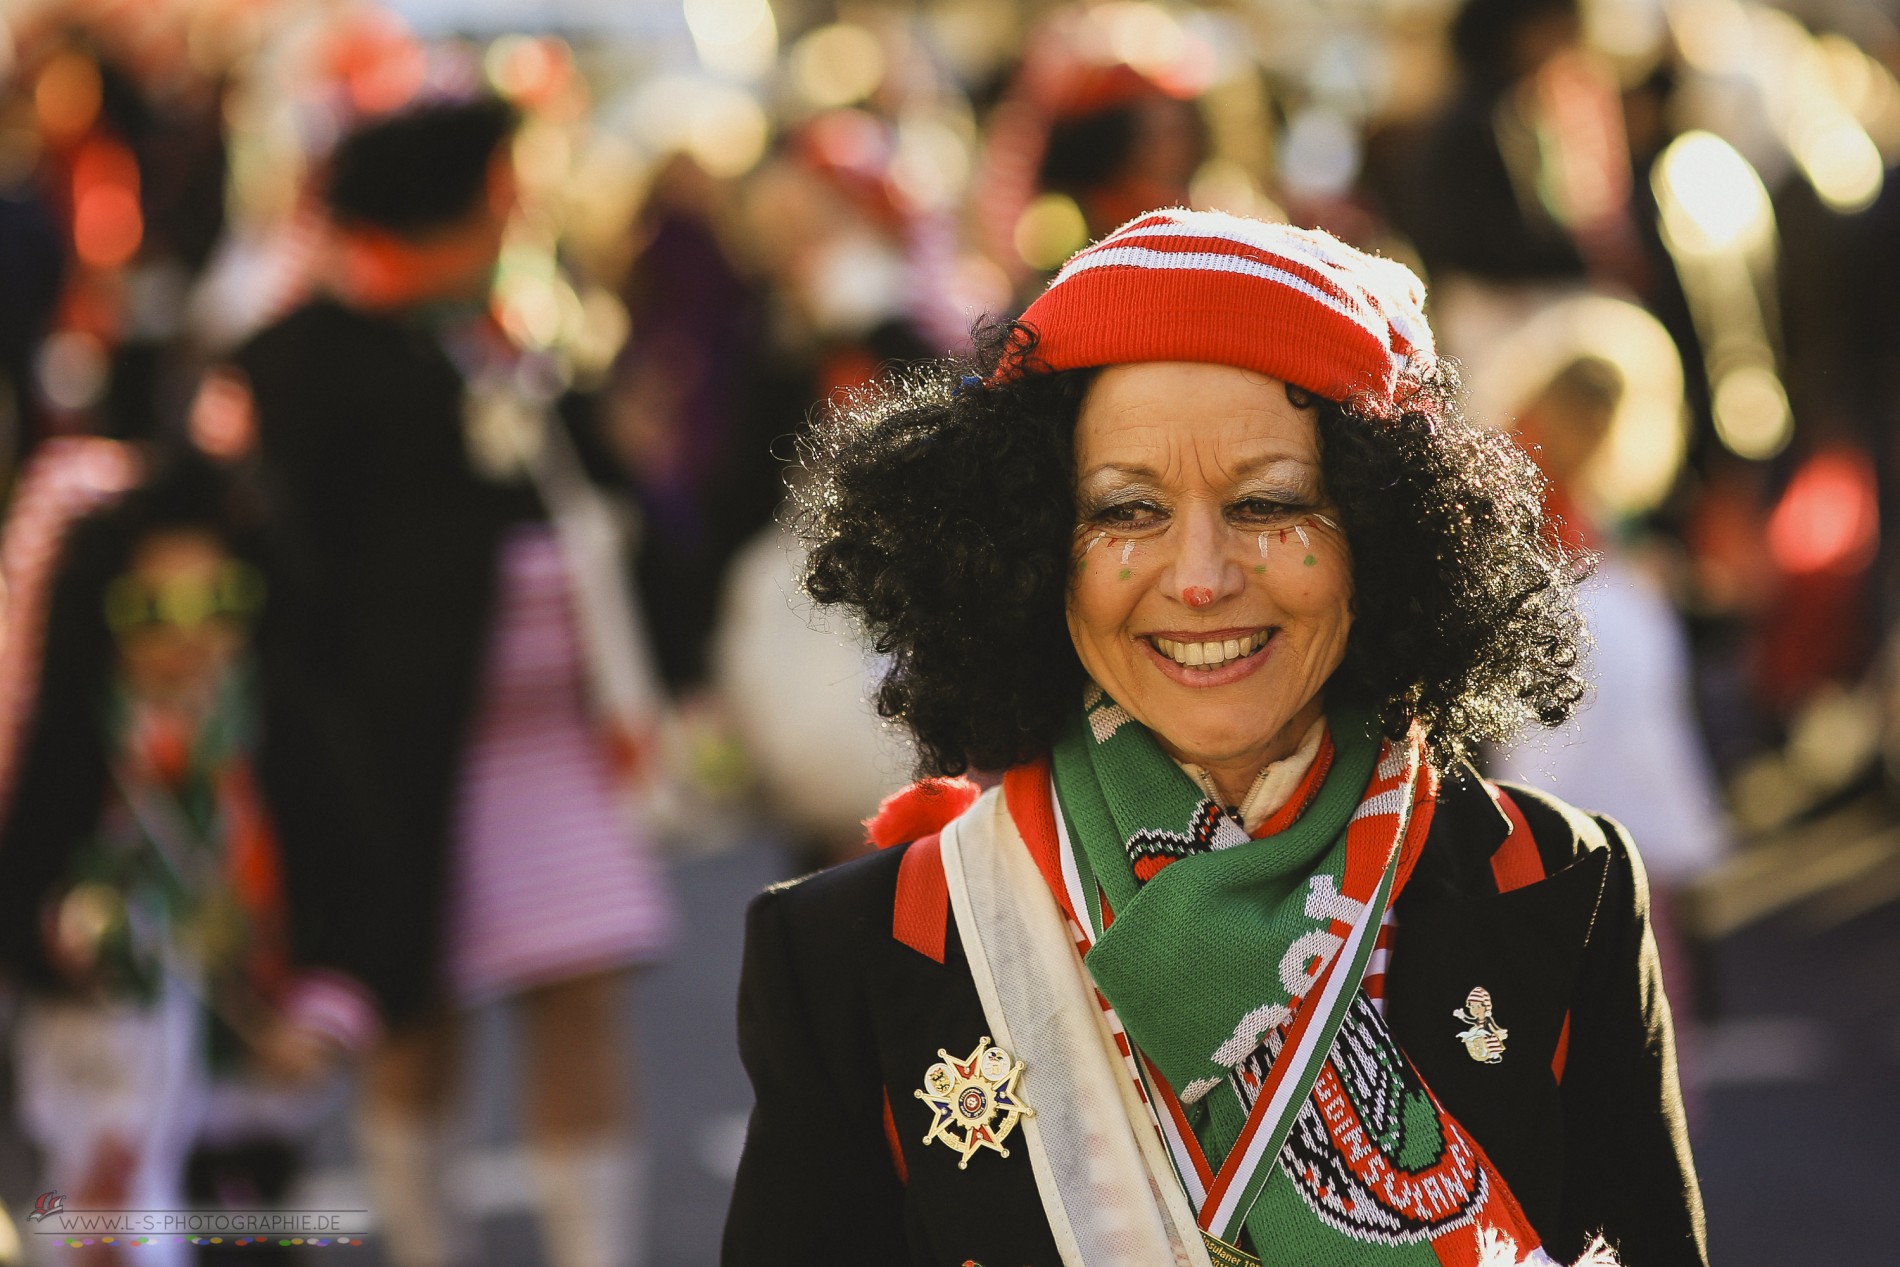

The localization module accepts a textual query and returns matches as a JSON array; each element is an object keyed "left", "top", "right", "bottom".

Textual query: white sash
[{"left": 939, "top": 789, "right": 1212, "bottom": 1267}]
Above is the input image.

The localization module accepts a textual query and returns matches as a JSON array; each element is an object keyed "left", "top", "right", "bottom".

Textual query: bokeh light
[
  {"left": 1767, "top": 450, "right": 1879, "bottom": 576},
  {"left": 629, "top": 74, "right": 769, "bottom": 179},
  {"left": 1789, "top": 111, "right": 1882, "bottom": 213},
  {"left": 891, "top": 110, "right": 973, "bottom": 211},
  {"left": 1014, "top": 193, "right": 1088, "bottom": 272},
  {"left": 36, "top": 331, "right": 109, "bottom": 411},
  {"left": 34, "top": 50, "right": 102, "bottom": 141},
  {"left": 1712, "top": 363, "right": 1792, "bottom": 461},
  {"left": 789, "top": 24, "right": 886, "bottom": 110},
  {"left": 71, "top": 139, "right": 143, "bottom": 269},
  {"left": 1655, "top": 130, "right": 1773, "bottom": 256},
  {"left": 683, "top": 0, "right": 778, "bottom": 82}
]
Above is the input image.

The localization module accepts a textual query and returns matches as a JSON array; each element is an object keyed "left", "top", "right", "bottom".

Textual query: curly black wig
[{"left": 796, "top": 321, "right": 1587, "bottom": 774}]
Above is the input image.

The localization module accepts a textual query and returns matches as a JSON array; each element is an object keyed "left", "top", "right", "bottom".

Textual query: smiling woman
[{"left": 727, "top": 211, "right": 1708, "bottom": 1267}]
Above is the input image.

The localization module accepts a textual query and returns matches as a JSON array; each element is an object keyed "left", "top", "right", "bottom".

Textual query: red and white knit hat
[{"left": 1013, "top": 209, "right": 1436, "bottom": 412}]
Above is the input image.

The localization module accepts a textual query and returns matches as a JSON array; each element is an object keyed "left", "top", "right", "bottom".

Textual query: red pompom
[{"left": 865, "top": 777, "right": 982, "bottom": 848}]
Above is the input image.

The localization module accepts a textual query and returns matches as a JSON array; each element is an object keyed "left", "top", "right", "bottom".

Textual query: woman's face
[{"left": 1066, "top": 362, "right": 1353, "bottom": 780}]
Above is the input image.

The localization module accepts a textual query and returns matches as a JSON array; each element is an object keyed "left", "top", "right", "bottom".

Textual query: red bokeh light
[{"left": 70, "top": 138, "right": 143, "bottom": 269}]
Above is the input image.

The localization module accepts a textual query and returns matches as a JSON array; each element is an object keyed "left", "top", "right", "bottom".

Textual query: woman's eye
[
  {"left": 1090, "top": 500, "right": 1162, "bottom": 527},
  {"left": 1231, "top": 498, "right": 1304, "bottom": 524}
]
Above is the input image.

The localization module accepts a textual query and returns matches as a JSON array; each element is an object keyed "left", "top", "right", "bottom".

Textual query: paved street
[{"left": 2, "top": 822, "right": 1894, "bottom": 1265}]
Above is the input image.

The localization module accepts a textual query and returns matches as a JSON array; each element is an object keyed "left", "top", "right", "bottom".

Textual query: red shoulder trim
[
  {"left": 1486, "top": 784, "right": 1547, "bottom": 894},
  {"left": 893, "top": 833, "right": 949, "bottom": 963},
  {"left": 1003, "top": 758, "right": 1078, "bottom": 928},
  {"left": 865, "top": 777, "right": 982, "bottom": 848},
  {"left": 1481, "top": 784, "right": 1575, "bottom": 1086}
]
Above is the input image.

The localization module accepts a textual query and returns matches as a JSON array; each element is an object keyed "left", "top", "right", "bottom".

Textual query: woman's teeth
[{"left": 1151, "top": 630, "right": 1270, "bottom": 669}]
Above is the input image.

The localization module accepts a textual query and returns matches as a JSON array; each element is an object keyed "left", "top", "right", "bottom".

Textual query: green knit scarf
[{"left": 1050, "top": 687, "right": 1541, "bottom": 1263}]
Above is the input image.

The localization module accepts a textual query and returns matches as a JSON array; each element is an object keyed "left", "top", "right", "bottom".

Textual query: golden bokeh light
[
  {"left": 1013, "top": 194, "right": 1087, "bottom": 273},
  {"left": 1713, "top": 364, "right": 1792, "bottom": 461},
  {"left": 684, "top": 0, "right": 779, "bottom": 81},
  {"left": 789, "top": 24, "right": 886, "bottom": 110}
]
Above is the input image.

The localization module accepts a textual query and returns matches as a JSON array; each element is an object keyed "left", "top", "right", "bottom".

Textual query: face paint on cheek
[{"left": 1076, "top": 532, "right": 1108, "bottom": 574}]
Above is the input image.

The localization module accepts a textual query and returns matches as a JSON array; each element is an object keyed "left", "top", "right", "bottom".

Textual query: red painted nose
[{"left": 1183, "top": 586, "right": 1215, "bottom": 608}]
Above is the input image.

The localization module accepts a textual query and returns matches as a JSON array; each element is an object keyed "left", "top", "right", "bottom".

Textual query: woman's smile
[{"left": 1141, "top": 627, "right": 1275, "bottom": 681}]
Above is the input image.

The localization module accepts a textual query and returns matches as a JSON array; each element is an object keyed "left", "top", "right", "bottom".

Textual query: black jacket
[
  {"left": 724, "top": 769, "right": 1708, "bottom": 1266},
  {"left": 238, "top": 299, "right": 621, "bottom": 1025}
]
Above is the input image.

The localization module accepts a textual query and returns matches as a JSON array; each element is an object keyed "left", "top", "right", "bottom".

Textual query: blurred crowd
[{"left": 0, "top": 0, "right": 1897, "bottom": 1262}]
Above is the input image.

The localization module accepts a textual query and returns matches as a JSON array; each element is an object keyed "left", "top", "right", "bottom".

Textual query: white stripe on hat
[
  {"left": 1053, "top": 246, "right": 1390, "bottom": 352},
  {"left": 1078, "top": 223, "right": 1367, "bottom": 312}
]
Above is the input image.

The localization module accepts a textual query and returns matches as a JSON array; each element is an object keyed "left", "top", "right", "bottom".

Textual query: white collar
[{"left": 1175, "top": 715, "right": 1327, "bottom": 834}]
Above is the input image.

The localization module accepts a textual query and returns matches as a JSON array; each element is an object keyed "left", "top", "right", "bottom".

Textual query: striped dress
[{"left": 443, "top": 524, "right": 676, "bottom": 1005}]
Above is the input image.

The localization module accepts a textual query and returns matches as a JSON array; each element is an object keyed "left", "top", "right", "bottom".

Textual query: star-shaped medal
[{"left": 915, "top": 1037, "right": 1033, "bottom": 1169}]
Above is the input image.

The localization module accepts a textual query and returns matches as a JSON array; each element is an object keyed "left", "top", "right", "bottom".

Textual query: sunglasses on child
[{"left": 103, "top": 562, "right": 266, "bottom": 634}]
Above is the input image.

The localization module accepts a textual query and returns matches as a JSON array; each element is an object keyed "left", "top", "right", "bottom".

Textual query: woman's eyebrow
[
  {"left": 1228, "top": 453, "right": 1317, "bottom": 479},
  {"left": 1079, "top": 454, "right": 1315, "bottom": 484},
  {"left": 1078, "top": 462, "right": 1160, "bottom": 483}
]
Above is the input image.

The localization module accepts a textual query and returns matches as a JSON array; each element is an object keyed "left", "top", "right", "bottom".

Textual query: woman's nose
[{"left": 1168, "top": 507, "right": 1241, "bottom": 608}]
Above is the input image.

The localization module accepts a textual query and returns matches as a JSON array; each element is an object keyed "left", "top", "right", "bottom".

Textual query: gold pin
[
  {"left": 1452, "top": 987, "right": 1508, "bottom": 1064},
  {"left": 915, "top": 1037, "right": 1033, "bottom": 1169}
]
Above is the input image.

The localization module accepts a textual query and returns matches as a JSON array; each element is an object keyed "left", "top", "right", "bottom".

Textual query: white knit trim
[{"left": 1349, "top": 786, "right": 1408, "bottom": 822}]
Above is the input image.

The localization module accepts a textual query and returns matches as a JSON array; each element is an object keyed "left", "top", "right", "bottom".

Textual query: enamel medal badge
[{"left": 915, "top": 1037, "right": 1033, "bottom": 1169}]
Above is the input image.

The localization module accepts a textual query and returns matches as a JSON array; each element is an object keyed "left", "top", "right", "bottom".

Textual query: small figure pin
[
  {"left": 915, "top": 1037, "right": 1033, "bottom": 1168},
  {"left": 1453, "top": 987, "right": 1508, "bottom": 1064}
]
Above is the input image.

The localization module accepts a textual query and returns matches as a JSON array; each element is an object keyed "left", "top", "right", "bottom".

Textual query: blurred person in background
[
  {"left": 233, "top": 95, "right": 674, "bottom": 1267},
  {"left": 1476, "top": 296, "right": 1730, "bottom": 1067},
  {"left": 1028, "top": 60, "right": 1205, "bottom": 245},
  {"left": 975, "top": 7, "right": 1210, "bottom": 303},
  {"left": 0, "top": 454, "right": 317, "bottom": 1267},
  {"left": 605, "top": 154, "right": 775, "bottom": 702},
  {"left": 1407, "top": 0, "right": 1644, "bottom": 296}
]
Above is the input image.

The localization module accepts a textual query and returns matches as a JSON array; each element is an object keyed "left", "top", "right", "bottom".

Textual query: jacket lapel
[
  {"left": 1387, "top": 772, "right": 1610, "bottom": 1239},
  {"left": 868, "top": 909, "right": 1063, "bottom": 1267}
]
